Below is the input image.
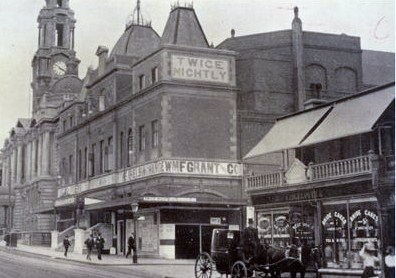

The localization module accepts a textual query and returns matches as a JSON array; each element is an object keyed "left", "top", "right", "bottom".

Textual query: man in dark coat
[
  {"left": 242, "top": 218, "right": 259, "bottom": 261},
  {"left": 96, "top": 233, "right": 105, "bottom": 260},
  {"left": 126, "top": 233, "right": 136, "bottom": 259},
  {"left": 63, "top": 236, "right": 71, "bottom": 257},
  {"left": 85, "top": 234, "right": 94, "bottom": 260}
]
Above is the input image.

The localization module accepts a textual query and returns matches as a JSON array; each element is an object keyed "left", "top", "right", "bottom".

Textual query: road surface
[{"left": 0, "top": 248, "right": 164, "bottom": 278}]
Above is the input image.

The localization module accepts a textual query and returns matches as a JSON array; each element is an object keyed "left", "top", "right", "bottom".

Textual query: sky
[{"left": 0, "top": 0, "right": 394, "bottom": 145}]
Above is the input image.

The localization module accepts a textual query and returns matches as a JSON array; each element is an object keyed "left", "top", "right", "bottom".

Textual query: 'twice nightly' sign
[{"left": 172, "top": 55, "right": 229, "bottom": 84}]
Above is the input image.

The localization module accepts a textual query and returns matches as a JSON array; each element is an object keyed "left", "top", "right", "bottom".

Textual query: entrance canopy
[{"left": 244, "top": 83, "right": 395, "bottom": 162}]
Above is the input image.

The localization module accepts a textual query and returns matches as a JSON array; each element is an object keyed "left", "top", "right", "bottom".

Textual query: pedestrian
[
  {"left": 63, "top": 236, "right": 71, "bottom": 257},
  {"left": 96, "top": 233, "right": 105, "bottom": 260},
  {"left": 126, "top": 232, "right": 136, "bottom": 260},
  {"left": 359, "top": 242, "right": 380, "bottom": 278},
  {"left": 385, "top": 246, "right": 395, "bottom": 278},
  {"left": 85, "top": 234, "right": 94, "bottom": 261}
]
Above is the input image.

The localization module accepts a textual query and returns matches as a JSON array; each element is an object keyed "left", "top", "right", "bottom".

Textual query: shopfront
[{"left": 251, "top": 181, "right": 383, "bottom": 274}]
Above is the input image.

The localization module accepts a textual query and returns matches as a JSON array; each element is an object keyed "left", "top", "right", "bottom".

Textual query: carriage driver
[{"left": 242, "top": 218, "right": 260, "bottom": 261}]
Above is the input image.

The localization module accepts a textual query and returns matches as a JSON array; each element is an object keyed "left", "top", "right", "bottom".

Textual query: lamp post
[{"left": 131, "top": 202, "right": 139, "bottom": 264}]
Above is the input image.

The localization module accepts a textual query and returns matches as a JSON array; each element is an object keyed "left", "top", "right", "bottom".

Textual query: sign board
[
  {"left": 210, "top": 217, "right": 221, "bottom": 225},
  {"left": 54, "top": 197, "right": 76, "bottom": 207},
  {"left": 58, "top": 159, "right": 241, "bottom": 198},
  {"left": 143, "top": 196, "right": 197, "bottom": 203},
  {"left": 171, "top": 55, "right": 229, "bottom": 84}
]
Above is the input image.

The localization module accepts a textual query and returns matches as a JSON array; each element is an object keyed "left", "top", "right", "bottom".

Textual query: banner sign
[
  {"left": 54, "top": 197, "right": 76, "bottom": 207},
  {"left": 57, "top": 159, "right": 241, "bottom": 197},
  {"left": 171, "top": 55, "right": 229, "bottom": 84}
]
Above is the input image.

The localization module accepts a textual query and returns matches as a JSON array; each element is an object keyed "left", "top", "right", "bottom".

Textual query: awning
[
  {"left": 244, "top": 106, "right": 332, "bottom": 161},
  {"left": 300, "top": 85, "right": 395, "bottom": 147},
  {"left": 243, "top": 83, "right": 395, "bottom": 160}
]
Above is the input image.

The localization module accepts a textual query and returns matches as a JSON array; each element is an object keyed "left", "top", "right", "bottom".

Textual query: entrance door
[
  {"left": 175, "top": 225, "right": 200, "bottom": 259},
  {"left": 117, "top": 220, "right": 125, "bottom": 254}
]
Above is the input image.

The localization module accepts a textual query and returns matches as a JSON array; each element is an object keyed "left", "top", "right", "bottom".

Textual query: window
[
  {"left": 69, "top": 116, "right": 73, "bottom": 127},
  {"left": 99, "top": 140, "right": 104, "bottom": 174},
  {"left": 57, "top": 0, "right": 63, "bottom": 7},
  {"left": 63, "top": 119, "right": 67, "bottom": 131},
  {"left": 151, "top": 120, "right": 159, "bottom": 147},
  {"left": 139, "top": 125, "right": 145, "bottom": 151},
  {"left": 84, "top": 147, "right": 87, "bottom": 179},
  {"left": 139, "top": 74, "right": 145, "bottom": 90},
  {"left": 107, "top": 136, "right": 113, "bottom": 171},
  {"left": 68, "top": 154, "right": 73, "bottom": 175},
  {"left": 99, "top": 95, "right": 105, "bottom": 111},
  {"left": 78, "top": 149, "right": 82, "bottom": 180},
  {"left": 90, "top": 144, "right": 96, "bottom": 176},
  {"left": 56, "top": 24, "right": 64, "bottom": 47},
  {"left": 151, "top": 67, "right": 158, "bottom": 84},
  {"left": 127, "top": 128, "right": 133, "bottom": 166},
  {"left": 322, "top": 199, "right": 380, "bottom": 270},
  {"left": 120, "top": 132, "right": 125, "bottom": 168}
]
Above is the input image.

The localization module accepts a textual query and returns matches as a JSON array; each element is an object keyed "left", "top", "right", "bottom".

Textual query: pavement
[{"left": 0, "top": 243, "right": 197, "bottom": 278}]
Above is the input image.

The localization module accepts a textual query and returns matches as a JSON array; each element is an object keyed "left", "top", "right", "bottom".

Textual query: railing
[
  {"left": 310, "top": 155, "right": 371, "bottom": 180},
  {"left": 246, "top": 172, "right": 283, "bottom": 191},
  {"left": 246, "top": 155, "right": 372, "bottom": 192}
]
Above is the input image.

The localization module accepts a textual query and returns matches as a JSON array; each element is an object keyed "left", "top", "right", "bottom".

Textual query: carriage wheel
[
  {"left": 195, "top": 252, "right": 213, "bottom": 278},
  {"left": 231, "top": 261, "right": 248, "bottom": 278}
]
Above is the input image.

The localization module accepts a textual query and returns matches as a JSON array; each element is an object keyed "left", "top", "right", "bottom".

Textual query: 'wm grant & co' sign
[
  {"left": 57, "top": 159, "right": 241, "bottom": 197},
  {"left": 171, "top": 55, "right": 229, "bottom": 84}
]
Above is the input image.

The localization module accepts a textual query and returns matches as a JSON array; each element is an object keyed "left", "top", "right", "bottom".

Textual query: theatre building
[
  {"left": 54, "top": 4, "right": 242, "bottom": 259},
  {"left": 244, "top": 83, "right": 394, "bottom": 276}
]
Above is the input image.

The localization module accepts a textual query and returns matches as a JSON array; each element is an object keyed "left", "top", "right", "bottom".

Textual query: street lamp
[{"left": 131, "top": 202, "right": 139, "bottom": 264}]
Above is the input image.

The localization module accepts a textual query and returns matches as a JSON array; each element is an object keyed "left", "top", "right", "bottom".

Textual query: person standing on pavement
[
  {"left": 385, "top": 246, "right": 395, "bottom": 278},
  {"left": 63, "top": 236, "right": 71, "bottom": 257},
  {"left": 96, "top": 233, "right": 105, "bottom": 260},
  {"left": 85, "top": 234, "right": 94, "bottom": 261},
  {"left": 359, "top": 242, "right": 380, "bottom": 278},
  {"left": 126, "top": 233, "right": 136, "bottom": 259}
]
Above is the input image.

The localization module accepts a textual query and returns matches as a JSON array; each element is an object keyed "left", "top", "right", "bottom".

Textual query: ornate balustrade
[{"left": 246, "top": 155, "right": 373, "bottom": 192}]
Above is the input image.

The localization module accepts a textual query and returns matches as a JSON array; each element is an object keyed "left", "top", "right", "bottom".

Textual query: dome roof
[{"left": 109, "top": 24, "right": 160, "bottom": 60}]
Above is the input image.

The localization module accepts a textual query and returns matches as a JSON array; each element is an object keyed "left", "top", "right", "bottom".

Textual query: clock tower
[{"left": 31, "top": 0, "right": 79, "bottom": 114}]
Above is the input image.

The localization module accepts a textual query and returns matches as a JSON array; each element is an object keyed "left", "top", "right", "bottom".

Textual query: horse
[{"left": 246, "top": 244, "right": 306, "bottom": 278}]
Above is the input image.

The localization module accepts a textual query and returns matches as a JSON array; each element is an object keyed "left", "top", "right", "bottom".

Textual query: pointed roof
[{"left": 161, "top": 6, "right": 209, "bottom": 48}]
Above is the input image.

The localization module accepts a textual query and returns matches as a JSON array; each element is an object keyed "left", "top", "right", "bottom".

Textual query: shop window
[
  {"left": 322, "top": 199, "right": 380, "bottom": 270},
  {"left": 151, "top": 120, "right": 159, "bottom": 148}
]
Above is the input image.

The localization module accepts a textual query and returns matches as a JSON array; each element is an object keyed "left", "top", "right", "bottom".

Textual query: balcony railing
[
  {"left": 246, "top": 155, "right": 372, "bottom": 192},
  {"left": 309, "top": 155, "right": 371, "bottom": 180}
]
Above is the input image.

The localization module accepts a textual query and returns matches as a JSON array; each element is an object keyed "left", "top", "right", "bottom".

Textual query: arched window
[
  {"left": 335, "top": 67, "right": 357, "bottom": 94},
  {"left": 305, "top": 64, "right": 327, "bottom": 99}
]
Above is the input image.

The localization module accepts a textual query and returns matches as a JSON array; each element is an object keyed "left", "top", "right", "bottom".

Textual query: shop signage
[
  {"left": 54, "top": 197, "right": 76, "bottom": 207},
  {"left": 142, "top": 196, "right": 197, "bottom": 203},
  {"left": 210, "top": 217, "right": 221, "bottom": 225},
  {"left": 171, "top": 55, "right": 229, "bottom": 84},
  {"left": 58, "top": 159, "right": 241, "bottom": 197},
  {"left": 322, "top": 211, "right": 347, "bottom": 227},
  {"left": 121, "top": 160, "right": 242, "bottom": 183}
]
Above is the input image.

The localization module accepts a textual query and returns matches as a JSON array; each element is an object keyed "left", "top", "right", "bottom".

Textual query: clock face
[{"left": 53, "top": 61, "right": 67, "bottom": 76}]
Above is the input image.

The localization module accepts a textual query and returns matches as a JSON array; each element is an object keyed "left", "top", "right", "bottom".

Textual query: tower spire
[{"left": 126, "top": 0, "right": 151, "bottom": 28}]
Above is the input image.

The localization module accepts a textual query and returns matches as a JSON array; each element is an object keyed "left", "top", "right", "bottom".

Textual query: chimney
[{"left": 96, "top": 46, "right": 109, "bottom": 76}]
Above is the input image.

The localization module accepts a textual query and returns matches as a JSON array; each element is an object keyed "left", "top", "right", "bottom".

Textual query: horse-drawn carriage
[{"left": 194, "top": 229, "right": 306, "bottom": 278}]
